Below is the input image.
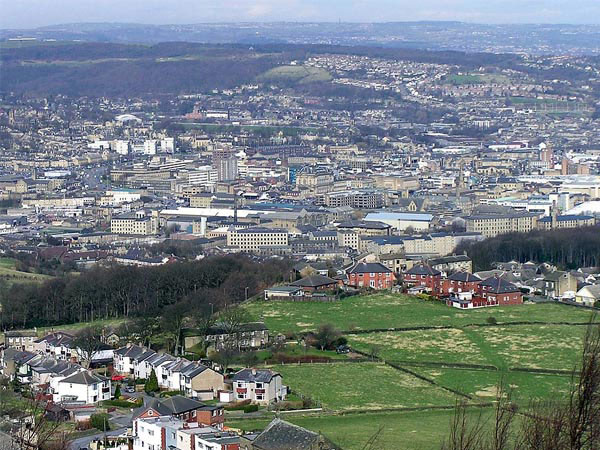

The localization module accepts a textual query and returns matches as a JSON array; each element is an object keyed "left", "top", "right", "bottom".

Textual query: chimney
[{"left": 251, "top": 368, "right": 257, "bottom": 376}]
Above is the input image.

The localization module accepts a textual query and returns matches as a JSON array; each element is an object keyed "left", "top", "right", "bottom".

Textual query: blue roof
[
  {"left": 538, "top": 215, "right": 594, "bottom": 222},
  {"left": 365, "top": 212, "right": 434, "bottom": 222}
]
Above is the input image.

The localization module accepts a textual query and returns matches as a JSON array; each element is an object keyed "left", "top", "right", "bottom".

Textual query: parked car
[
  {"left": 125, "top": 386, "right": 135, "bottom": 394},
  {"left": 336, "top": 345, "right": 351, "bottom": 354}
]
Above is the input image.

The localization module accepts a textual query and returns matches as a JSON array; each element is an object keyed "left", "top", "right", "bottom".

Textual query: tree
[
  {"left": 113, "top": 383, "right": 121, "bottom": 399},
  {"left": 145, "top": 369, "right": 159, "bottom": 393},
  {"left": 219, "top": 306, "right": 246, "bottom": 351},
  {"left": 0, "top": 392, "right": 68, "bottom": 450},
  {"left": 90, "top": 413, "right": 111, "bottom": 431},
  {"left": 72, "top": 326, "right": 104, "bottom": 369},
  {"left": 161, "top": 301, "right": 189, "bottom": 355},
  {"left": 191, "top": 299, "right": 216, "bottom": 354},
  {"left": 212, "top": 346, "right": 240, "bottom": 374},
  {"left": 313, "top": 324, "right": 341, "bottom": 351},
  {"left": 368, "top": 344, "right": 382, "bottom": 360}
]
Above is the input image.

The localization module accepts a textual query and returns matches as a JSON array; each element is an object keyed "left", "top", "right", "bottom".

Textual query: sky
[{"left": 2, "top": 0, "right": 600, "bottom": 29}]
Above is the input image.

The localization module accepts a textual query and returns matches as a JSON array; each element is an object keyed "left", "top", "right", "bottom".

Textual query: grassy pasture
[
  {"left": 272, "top": 362, "right": 457, "bottom": 411},
  {"left": 257, "top": 65, "right": 332, "bottom": 84},
  {"left": 245, "top": 293, "right": 593, "bottom": 334}
]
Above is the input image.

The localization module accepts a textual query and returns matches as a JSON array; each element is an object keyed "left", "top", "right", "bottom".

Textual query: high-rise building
[{"left": 212, "top": 149, "right": 238, "bottom": 181}]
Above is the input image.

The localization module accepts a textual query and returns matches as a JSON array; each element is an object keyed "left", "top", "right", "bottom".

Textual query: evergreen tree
[
  {"left": 145, "top": 369, "right": 159, "bottom": 393},
  {"left": 113, "top": 383, "right": 121, "bottom": 399}
]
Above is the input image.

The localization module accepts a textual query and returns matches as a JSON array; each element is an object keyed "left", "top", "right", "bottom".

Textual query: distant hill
[
  {"left": 2, "top": 22, "right": 600, "bottom": 55},
  {"left": 0, "top": 42, "right": 289, "bottom": 97},
  {"left": 0, "top": 41, "right": 527, "bottom": 97}
]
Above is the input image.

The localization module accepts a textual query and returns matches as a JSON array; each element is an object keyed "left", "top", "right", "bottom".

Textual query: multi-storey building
[
  {"left": 465, "top": 212, "right": 538, "bottom": 237},
  {"left": 226, "top": 227, "right": 289, "bottom": 252},
  {"left": 110, "top": 211, "right": 154, "bottom": 235},
  {"left": 322, "top": 190, "right": 385, "bottom": 209},
  {"left": 538, "top": 214, "right": 595, "bottom": 230}
]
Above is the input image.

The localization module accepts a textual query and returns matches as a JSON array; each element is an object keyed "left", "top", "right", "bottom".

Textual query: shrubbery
[{"left": 90, "top": 413, "right": 111, "bottom": 431}]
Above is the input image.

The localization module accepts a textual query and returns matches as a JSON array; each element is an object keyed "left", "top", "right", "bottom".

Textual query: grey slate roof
[
  {"left": 448, "top": 272, "right": 481, "bottom": 282},
  {"left": 347, "top": 262, "right": 392, "bottom": 274},
  {"left": 406, "top": 264, "right": 441, "bottom": 276},
  {"left": 480, "top": 277, "right": 520, "bottom": 294},
  {"left": 290, "top": 275, "right": 337, "bottom": 288},
  {"left": 60, "top": 371, "right": 108, "bottom": 385},
  {"left": 233, "top": 368, "right": 280, "bottom": 383}
]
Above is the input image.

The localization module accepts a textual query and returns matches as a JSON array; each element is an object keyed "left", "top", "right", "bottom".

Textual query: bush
[
  {"left": 243, "top": 404, "right": 259, "bottom": 413},
  {"left": 103, "top": 399, "right": 142, "bottom": 408},
  {"left": 335, "top": 336, "right": 348, "bottom": 346},
  {"left": 486, "top": 316, "right": 498, "bottom": 325},
  {"left": 75, "top": 420, "right": 91, "bottom": 431},
  {"left": 224, "top": 400, "right": 251, "bottom": 411},
  {"left": 160, "top": 390, "right": 183, "bottom": 398},
  {"left": 90, "top": 413, "right": 111, "bottom": 431}
]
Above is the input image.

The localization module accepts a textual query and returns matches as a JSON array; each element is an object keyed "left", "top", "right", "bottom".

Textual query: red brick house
[
  {"left": 347, "top": 262, "right": 395, "bottom": 289},
  {"left": 441, "top": 271, "right": 482, "bottom": 296},
  {"left": 403, "top": 264, "right": 442, "bottom": 294},
  {"left": 476, "top": 276, "right": 523, "bottom": 305}
]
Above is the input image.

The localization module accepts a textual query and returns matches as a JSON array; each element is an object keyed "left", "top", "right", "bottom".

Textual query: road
[{"left": 68, "top": 427, "right": 127, "bottom": 450}]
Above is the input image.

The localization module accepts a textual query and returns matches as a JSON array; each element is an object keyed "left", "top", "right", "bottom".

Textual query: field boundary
[{"left": 343, "top": 321, "right": 592, "bottom": 336}]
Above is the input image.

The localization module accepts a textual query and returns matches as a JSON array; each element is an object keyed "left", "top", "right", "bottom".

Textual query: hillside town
[{"left": 2, "top": 22, "right": 600, "bottom": 450}]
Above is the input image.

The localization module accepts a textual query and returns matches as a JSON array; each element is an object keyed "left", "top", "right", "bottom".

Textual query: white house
[
  {"left": 54, "top": 371, "right": 111, "bottom": 404},
  {"left": 232, "top": 368, "right": 286, "bottom": 405},
  {"left": 575, "top": 284, "right": 600, "bottom": 307}
]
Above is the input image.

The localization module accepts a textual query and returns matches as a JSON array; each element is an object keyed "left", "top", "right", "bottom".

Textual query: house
[
  {"left": 289, "top": 274, "right": 339, "bottom": 293},
  {"left": 54, "top": 371, "right": 111, "bottom": 404},
  {"left": 180, "top": 362, "right": 225, "bottom": 400},
  {"left": 543, "top": 271, "right": 578, "bottom": 299},
  {"left": 113, "top": 344, "right": 150, "bottom": 376},
  {"left": 346, "top": 262, "right": 395, "bottom": 289},
  {"left": 0, "top": 348, "right": 37, "bottom": 380},
  {"left": 428, "top": 255, "right": 473, "bottom": 275},
  {"left": 239, "top": 418, "right": 341, "bottom": 450},
  {"left": 478, "top": 277, "right": 523, "bottom": 305},
  {"left": 133, "top": 395, "right": 225, "bottom": 429},
  {"left": 4, "top": 330, "right": 37, "bottom": 351},
  {"left": 403, "top": 264, "right": 442, "bottom": 293},
  {"left": 232, "top": 369, "right": 287, "bottom": 405},
  {"left": 205, "top": 323, "right": 269, "bottom": 351},
  {"left": 133, "top": 416, "right": 237, "bottom": 450},
  {"left": 33, "top": 332, "right": 76, "bottom": 361},
  {"left": 442, "top": 272, "right": 482, "bottom": 295},
  {"left": 575, "top": 284, "right": 600, "bottom": 307}
]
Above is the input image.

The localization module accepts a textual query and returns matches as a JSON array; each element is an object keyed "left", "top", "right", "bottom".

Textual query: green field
[
  {"left": 257, "top": 65, "right": 332, "bottom": 84},
  {"left": 239, "top": 293, "right": 592, "bottom": 447},
  {"left": 408, "top": 367, "right": 572, "bottom": 402},
  {"left": 228, "top": 408, "right": 495, "bottom": 450},
  {"left": 0, "top": 257, "right": 52, "bottom": 283},
  {"left": 273, "top": 362, "right": 456, "bottom": 411},
  {"left": 245, "top": 294, "right": 593, "bottom": 334},
  {"left": 347, "top": 324, "right": 585, "bottom": 371}
]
